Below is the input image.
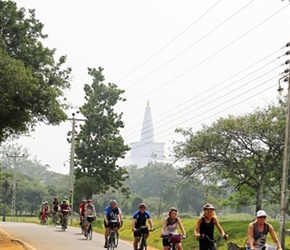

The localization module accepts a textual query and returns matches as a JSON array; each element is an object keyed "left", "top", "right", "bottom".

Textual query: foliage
[
  {"left": 0, "top": 144, "right": 69, "bottom": 216},
  {"left": 0, "top": 1, "right": 71, "bottom": 143},
  {"left": 74, "top": 67, "right": 130, "bottom": 199},
  {"left": 173, "top": 101, "right": 285, "bottom": 212}
]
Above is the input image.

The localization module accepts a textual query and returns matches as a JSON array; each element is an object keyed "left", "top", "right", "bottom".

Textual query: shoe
[{"left": 104, "top": 242, "right": 108, "bottom": 248}]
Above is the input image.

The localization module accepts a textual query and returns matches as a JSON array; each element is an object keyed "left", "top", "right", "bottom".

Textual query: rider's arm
[
  {"left": 194, "top": 218, "right": 202, "bottom": 237},
  {"left": 161, "top": 219, "right": 167, "bottom": 235},
  {"left": 247, "top": 222, "right": 255, "bottom": 250},
  {"left": 148, "top": 218, "right": 154, "bottom": 229},
  {"left": 268, "top": 223, "right": 282, "bottom": 250},
  {"left": 132, "top": 218, "right": 137, "bottom": 231},
  {"left": 214, "top": 217, "right": 226, "bottom": 237},
  {"left": 177, "top": 218, "right": 186, "bottom": 236}
]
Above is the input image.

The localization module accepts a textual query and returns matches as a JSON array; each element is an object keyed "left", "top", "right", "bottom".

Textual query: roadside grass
[{"left": 5, "top": 214, "right": 290, "bottom": 250}]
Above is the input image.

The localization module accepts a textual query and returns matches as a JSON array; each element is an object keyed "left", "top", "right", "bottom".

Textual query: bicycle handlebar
[{"left": 199, "top": 234, "right": 228, "bottom": 242}]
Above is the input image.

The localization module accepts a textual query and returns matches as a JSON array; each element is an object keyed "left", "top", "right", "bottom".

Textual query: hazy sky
[{"left": 10, "top": 0, "right": 290, "bottom": 174}]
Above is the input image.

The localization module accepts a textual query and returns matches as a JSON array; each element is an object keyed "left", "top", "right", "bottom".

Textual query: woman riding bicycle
[
  {"left": 161, "top": 207, "right": 186, "bottom": 250},
  {"left": 83, "top": 199, "right": 96, "bottom": 237},
  {"left": 194, "top": 203, "right": 228, "bottom": 250}
]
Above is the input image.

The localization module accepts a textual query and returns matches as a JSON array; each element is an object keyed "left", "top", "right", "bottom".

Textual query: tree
[
  {"left": 173, "top": 101, "right": 285, "bottom": 212},
  {"left": 74, "top": 67, "right": 130, "bottom": 199},
  {"left": 0, "top": 1, "right": 71, "bottom": 143}
]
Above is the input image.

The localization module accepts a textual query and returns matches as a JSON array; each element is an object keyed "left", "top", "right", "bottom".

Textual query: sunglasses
[{"left": 258, "top": 216, "right": 266, "bottom": 219}]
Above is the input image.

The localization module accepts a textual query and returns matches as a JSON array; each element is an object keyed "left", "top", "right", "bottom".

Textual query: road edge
[{"left": 0, "top": 228, "right": 37, "bottom": 250}]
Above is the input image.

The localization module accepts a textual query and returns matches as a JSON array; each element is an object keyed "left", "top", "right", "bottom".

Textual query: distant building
[{"left": 119, "top": 101, "right": 170, "bottom": 168}]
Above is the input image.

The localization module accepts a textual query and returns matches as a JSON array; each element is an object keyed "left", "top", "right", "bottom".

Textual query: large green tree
[
  {"left": 74, "top": 67, "right": 130, "bottom": 200},
  {"left": 173, "top": 101, "right": 285, "bottom": 212},
  {"left": 0, "top": 1, "right": 71, "bottom": 143}
]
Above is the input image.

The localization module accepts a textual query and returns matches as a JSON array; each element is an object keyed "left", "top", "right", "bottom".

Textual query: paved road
[{"left": 0, "top": 221, "right": 132, "bottom": 250}]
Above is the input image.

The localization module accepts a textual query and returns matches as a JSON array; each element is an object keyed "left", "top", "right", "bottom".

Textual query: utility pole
[
  {"left": 6, "top": 153, "right": 25, "bottom": 222},
  {"left": 68, "top": 113, "right": 86, "bottom": 222},
  {"left": 278, "top": 41, "right": 290, "bottom": 249}
]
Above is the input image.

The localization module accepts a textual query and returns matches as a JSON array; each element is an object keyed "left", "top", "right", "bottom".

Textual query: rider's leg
[
  {"left": 133, "top": 236, "right": 139, "bottom": 250},
  {"left": 163, "top": 236, "right": 170, "bottom": 250},
  {"left": 104, "top": 222, "right": 109, "bottom": 247},
  {"left": 133, "top": 231, "right": 140, "bottom": 250},
  {"left": 177, "top": 242, "right": 183, "bottom": 250}
]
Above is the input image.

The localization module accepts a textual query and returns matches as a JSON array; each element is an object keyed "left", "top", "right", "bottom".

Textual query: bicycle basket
[
  {"left": 169, "top": 234, "right": 181, "bottom": 244},
  {"left": 109, "top": 219, "right": 119, "bottom": 227},
  {"left": 139, "top": 227, "right": 149, "bottom": 234}
]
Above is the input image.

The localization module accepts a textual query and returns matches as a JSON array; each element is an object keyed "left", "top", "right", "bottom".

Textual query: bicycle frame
[
  {"left": 107, "top": 222, "right": 119, "bottom": 250},
  {"left": 200, "top": 234, "right": 222, "bottom": 250},
  {"left": 62, "top": 214, "right": 68, "bottom": 231},
  {"left": 138, "top": 227, "right": 150, "bottom": 250}
]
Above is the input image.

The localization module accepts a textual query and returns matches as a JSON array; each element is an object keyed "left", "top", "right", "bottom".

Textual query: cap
[{"left": 256, "top": 210, "right": 267, "bottom": 217}]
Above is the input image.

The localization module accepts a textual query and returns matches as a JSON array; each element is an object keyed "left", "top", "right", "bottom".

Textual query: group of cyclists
[
  {"left": 38, "top": 198, "right": 282, "bottom": 250},
  {"left": 39, "top": 196, "right": 71, "bottom": 228}
]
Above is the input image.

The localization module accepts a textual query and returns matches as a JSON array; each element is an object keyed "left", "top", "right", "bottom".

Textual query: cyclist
[
  {"left": 83, "top": 199, "right": 96, "bottom": 237},
  {"left": 40, "top": 201, "right": 50, "bottom": 223},
  {"left": 60, "top": 199, "right": 70, "bottom": 229},
  {"left": 79, "top": 199, "right": 87, "bottom": 227},
  {"left": 194, "top": 203, "right": 228, "bottom": 250},
  {"left": 51, "top": 197, "right": 60, "bottom": 224},
  {"left": 246, "top": 210, "right": 282, "bottom": 250},
  {"left": 132, "top": 203, "right": 154, "bottom": 250},
  {"left": 161, "top": 207, "right": 186, "bottom": 250},
  {"left": 103, "top": 199, "right": 121, "bottom": 248}
]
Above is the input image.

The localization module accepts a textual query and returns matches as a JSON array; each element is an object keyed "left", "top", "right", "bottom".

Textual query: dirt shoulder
[
  {"left": 0, "top": 229, "right": 159, "bottom": 250},
  {"left": 0, "top": 230, "right": 26, "bottom": 250}
]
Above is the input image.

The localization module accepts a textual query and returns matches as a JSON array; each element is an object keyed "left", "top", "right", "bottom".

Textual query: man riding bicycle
[
  {"left": 132, "top": 203, "right": 154, "bottom": 250},
  {"left": 103, "top": 199, "right": 121, "bottom": 248},
  {"left": 51, "top": 197, "right": 60, "bottom": 225},
  {"left": 79, "top": 199, "right": 87, "bottom": 226},
  {"left": 60, "top": 199, "right": 70, "bottom": 229},
  {"left": 83, "top": 199, "right": 96, "bottom": 237}
]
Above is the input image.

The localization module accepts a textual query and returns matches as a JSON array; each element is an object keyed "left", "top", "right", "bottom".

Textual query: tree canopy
[
  {"left": 74, "top": 67, "right": 130, "bottom": 202},
  {"left": 0, "top": 1, "right": 71, "bottom": 143},
  {"left": 173, "top": 101, "right": 286, "bottom": 212}
]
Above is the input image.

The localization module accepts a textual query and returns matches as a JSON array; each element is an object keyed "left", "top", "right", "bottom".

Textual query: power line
[
  {"left": 119, "top": 4, "right": 288, "bottom": 108},
  {"left": 121, "top": 0, "right": 257, "bottom": 91},
  {"left": 116, "top": 0, "right": 223, "bottom": 84},
  {"left": 122, "top": 48, "right": 281, "bottom": 139}
]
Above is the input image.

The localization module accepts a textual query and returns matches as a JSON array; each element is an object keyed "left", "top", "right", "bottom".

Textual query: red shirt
[{"left": 79, "top": 203, "right": 86, "bottom": 215}]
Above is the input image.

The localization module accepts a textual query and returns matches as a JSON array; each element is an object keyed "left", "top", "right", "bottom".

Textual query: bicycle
[
  {"left": 199, "top": 234, "right": 226, "bottom": 250},
  {"left": 61, "top": 209, "right": 69, "bottom": 232},
  {"left": 40, "top": 211, "right": 48, "bottom": 225},
  {"left": 163, "top": 234, "right": 185, "bottom": 250},
  {"left": 52, "top": 211, "right": 58, "bottom": 227},
  {"left": 84, "top": 215, "right": 95, "bottom": 240},
  {"left": 137, "top": 226, "right": 154, "bottom": 250},
  {"left": 107, "top": 219, "right": 120, "bottom": 250}
]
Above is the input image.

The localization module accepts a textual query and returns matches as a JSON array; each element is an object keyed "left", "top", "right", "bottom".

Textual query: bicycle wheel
[
  {"left": 139, "top": 235, "right": 146, "bottom": 250},
  {"left": 53, "top": 214, "right": 56, "bottom": 227},
  {"left": 108, "top": 232, "right": 115, "bottom": 250},
  {"left": 88, "top": 224, "right": 93, "bottom": 240},
  {"left": 115, "top": 231, "right": 119, "bottom": 247}
]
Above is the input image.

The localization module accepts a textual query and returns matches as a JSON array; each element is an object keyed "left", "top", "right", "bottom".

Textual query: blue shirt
[
  {"left": 133, "top": 210, "right": 151, "bottom": 228},
  {"left": 104, "top": 205, "right": 119, "bottom": 220}
]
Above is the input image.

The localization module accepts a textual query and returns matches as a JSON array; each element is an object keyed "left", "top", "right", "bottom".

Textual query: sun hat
[{"left": 256, "top": 210, "right": 267, "bottom": 217}]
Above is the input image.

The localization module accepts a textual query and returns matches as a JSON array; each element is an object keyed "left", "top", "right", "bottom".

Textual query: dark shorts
[
  {"left": 162, "top": 236, "right": 170, "bottom": 247},
  {"left": 134, "top": 227, "right": 149, "bottom": 237},
  {"left": 104, "top": 220, "right": 120, "bottom": 228}
]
